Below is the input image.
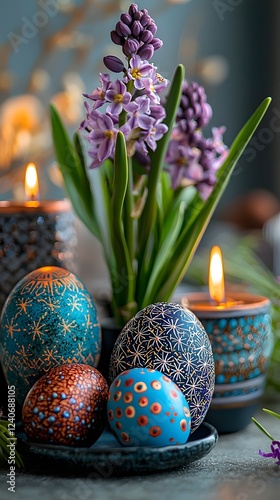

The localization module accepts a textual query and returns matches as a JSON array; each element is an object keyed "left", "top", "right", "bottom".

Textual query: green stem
[
  {"left": 111, "top": 132, "right": 137, "bottom": 325},
  {"left": 137, "top": 64, "right": 185, "bottom": 281},
  {"left": 124, "top": 156, "right": 134, "bottom": 265}
]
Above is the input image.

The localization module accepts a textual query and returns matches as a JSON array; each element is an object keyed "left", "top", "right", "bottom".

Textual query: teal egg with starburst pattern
[{"left": 0, "top": 266, "right": 101, "bottom": 405}]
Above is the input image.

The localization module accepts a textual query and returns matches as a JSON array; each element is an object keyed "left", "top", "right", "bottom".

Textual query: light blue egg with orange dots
[
  {"left": 107, "top": 367, "right": 191, "bottom": 447},
  {"left": 0, "top": 266, "right": 101, "bottom": 406}
]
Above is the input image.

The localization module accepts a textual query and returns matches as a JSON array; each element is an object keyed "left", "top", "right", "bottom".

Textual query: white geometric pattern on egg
[{"left": 109, "top": 302, "right": 215, "bottom": 433}]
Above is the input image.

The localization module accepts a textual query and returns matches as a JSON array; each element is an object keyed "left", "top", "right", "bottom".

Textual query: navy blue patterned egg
[
  {"left": 0, "top": 266, "right": 101, "bottom": 405},
  {"left": 109, "top": 302, "right": 215, "bottom": 432},
  {"left": 108, "top": 367, "right": 191, "bottom": 447}
]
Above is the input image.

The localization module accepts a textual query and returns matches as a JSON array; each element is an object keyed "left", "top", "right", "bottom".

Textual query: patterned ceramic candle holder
[
  {"left": 182, "top": 292, "right": 273, "bottom": 433},
  {"left": 0, "top": 200, "right": 77, "bottom": 312}
]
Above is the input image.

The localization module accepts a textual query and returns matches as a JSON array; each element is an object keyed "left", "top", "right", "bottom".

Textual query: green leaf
[
  {"left": 141, "top": 200, "right": 186, "bottom": 307},
  {"left": 251, "top": 417, "right": 275, "bottom": 441},
  {"left": 136, "top": 65, "right": 185, "bottom": 302},
  {"left": 111, "top": 132, "right": 136, "bottom": 321},
  {"left": 263, "top": 408, "right": 280, "bottom": 420},
  {"left": 138, "top": 64, "right": 185, "bottom": 256},
  {"left": 153, "top": 97, "right": 271, "bottom": 301},
  {"left": 50, "top": 104, "right": 100, "bottom": 239}
]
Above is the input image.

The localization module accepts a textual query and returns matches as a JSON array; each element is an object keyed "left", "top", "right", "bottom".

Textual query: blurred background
[{"left": 0, "top": 0, "right": 279, "bottom": 204}]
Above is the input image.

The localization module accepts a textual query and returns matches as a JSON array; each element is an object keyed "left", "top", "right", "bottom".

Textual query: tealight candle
[
  {"left": 182, "top": 246, "right": 273, "bottom": 433},
  {"left": 0, "top": 163, "right": 77, "bottom": 311}
]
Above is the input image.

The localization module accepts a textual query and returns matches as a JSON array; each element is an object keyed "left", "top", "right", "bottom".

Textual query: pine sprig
[{"left": 0, "top": 419, "right": 24, "bottom": 468}]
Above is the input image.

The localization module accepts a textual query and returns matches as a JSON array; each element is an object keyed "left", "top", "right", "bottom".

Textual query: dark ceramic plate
[{"left": 16, "top": 422, "right": 218, "bottom": 475}]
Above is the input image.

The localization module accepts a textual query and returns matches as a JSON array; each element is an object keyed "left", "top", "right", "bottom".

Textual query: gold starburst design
[
  {"left": 4, "top": 318, "right": 20, "bottom": 339},
  {"left": 29, "top": 317, "right": 47, "bottom": 341},
  {"left": 59, "top": 318, "right": 77, "bottom": 335}
]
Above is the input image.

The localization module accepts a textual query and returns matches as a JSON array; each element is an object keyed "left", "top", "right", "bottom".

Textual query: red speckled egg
[{"left": 22, "top": 364, "right": 108, "bottom": 447}]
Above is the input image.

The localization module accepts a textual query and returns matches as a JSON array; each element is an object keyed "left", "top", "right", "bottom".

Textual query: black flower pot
[{"left": 97, "top": 318, "right": 122, "bottom": 382}]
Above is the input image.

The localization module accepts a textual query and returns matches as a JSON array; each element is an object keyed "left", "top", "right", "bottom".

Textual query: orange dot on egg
[
  {"left": 150, "top": 402, "right": 162, "bottom": 414},
  {"left": 180, "top": 419, "right": 187, "bottom": 431},
  {"left": 170, "top": 390, "right": 178, "bottom": 399},
  {"left": 137, "top": 415, "right": 148, "bottom": 426},
  {"left": 149, "top": 426, "right": 161, "bottom": 437},
  {"left": 124, "top": 378, "right": 134, "bottom": 387},
  {"left": 124, "top": 392, "right": 133, "bottom": 403},
  {"left": 138, "top": 396, "right": 148, "bottom": 407}
]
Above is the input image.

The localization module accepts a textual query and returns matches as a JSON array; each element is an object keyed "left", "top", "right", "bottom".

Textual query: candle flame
[
  {"left": 25, "top": 163, "right": 39, "bottom": 201},
  {"left": 209, "top": 245, "right": 226, "bottom": 304}
]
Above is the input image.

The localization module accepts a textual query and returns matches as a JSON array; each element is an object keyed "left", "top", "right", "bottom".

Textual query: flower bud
[
  {"left": 146, "top": 23, "right": 157, "bottom": 35},
  {"left": 151, "top": 38, "right": 163, "bottom": 50},
  {"left": 121, "top": 13, "right": 132, "bottom": 26},
  {"left": 131, "top": 20, "right": 142, "bottom": 37},
  {"left": 123, "top": 38, "right": 139, "bottom": 56},
  {"left": 116, "top": 20, "right": 131, "bottom": 37},
  {"left": 111, "top": 30, "right": 123, "bottom": 45},
  {"left": 140, "top": 30, "right": 153, "bottom": 44},
  {"left": 150, "top": 105, "right": 166, "bottom": 121},
  {"left": 129, "top": 3, "right": 138, "bottom": 16},
  {"left": 140, "top": 15, "right": 151, "bottom": 27},
  {"left": 103, "top": 55, "right": 125, "bottom": 73},
  {"left": 133, "top": 11, "right": 142, "bottom": 21},
  {"left": 137, "top": 43, "right": 154, "bottom": 60},
  {"left": 141, "top": 9, "right": 149, "bottom": 16}
]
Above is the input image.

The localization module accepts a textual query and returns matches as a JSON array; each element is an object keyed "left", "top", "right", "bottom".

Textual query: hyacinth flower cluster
[
  {"left": 81, "top": 3, "right": 227, "bottom": 200},
  {"left": 167, "top": 81, "right": 228, "bottom": 199},
  {"left": 50, "top": 3, "right": 270, "bottom": 326}
]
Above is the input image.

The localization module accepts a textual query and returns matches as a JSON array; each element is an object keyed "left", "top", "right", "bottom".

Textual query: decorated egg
[
  {"left": 0, "top": 266, "right": 101, "bottom": 405},
  {"left": 109, "top": 302, "right": 215, "bottom": 432},
  {"left": 108, "top": 367, "right": 191, "bottom": 447},
  {"left": 22, "top": 364, "right": 108, "bottom": 446}
]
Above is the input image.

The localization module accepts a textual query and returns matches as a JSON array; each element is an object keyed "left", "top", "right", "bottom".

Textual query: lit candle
[
  {"left": 0, "top": 163, "right": 76, "bottom": 311},
  {"left": 25, "top": 162, "right": 39, "bottom": 203},
  {"left": 182, "top": 246, "right": 273, "bottom": 433},
  {"left": 182, "top": 245, "right": 265, "bottom": 314}
]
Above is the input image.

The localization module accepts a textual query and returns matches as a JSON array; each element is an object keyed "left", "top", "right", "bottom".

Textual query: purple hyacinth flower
[
  {"left": 116, "top": 20, "right": 131, "bottom": 37},
  {"left": 144, "top": 120, "right": 168, "bottom": 151},
  {"left": 140, "top": 30, "right": 153, "bottom": 44},
  {"left": 105, "top": 80, "right": 132, "bottom": 115},
  {"left": 125, "top": 96, "right": 153, "bottom": 130},
  {"left": 103, "top": 55, "right": 125, "bottom": 73},
  {"left": 128, "top": 55, "right": 153, "bottom": 90},
  {"left": 131, "top": 20, "right": 143, "bottom": 37},
  {"left": 87, "top": 111, "right": 118, "bottom": 166},
  {"left": 259, "top": 441, "right": 280, "bottom": 464},
  {"left": 140, "top": 14, "right": 151, "bottom": 28},
  {"left": 111, "top": 30, "right": 123, "bottom": 46},
  {"left": 83, "top": 73, "right": 111, "bottom": 110},
  {"left": 143, "top": 68, "right": 169, "bottom": 103},
  {"left": 146, "top": 22, "right": 157, "bottom": 35},
  {"left": 166, "top": 141, "right": 200, "bottom": 189},
  {"left": 129, "top": 3, "right": 139, "bottom": 16},
  {"left": 150, "top": 104, "right": 166, "bottom": 121},
  {"left": 121, "top": 13, "right": 132, "bottom": 26},
  {"left": 137, "top": 44, "right": 154, "bottom": 61},
  {"left": 123, "top": 38, "right": 139, "bottom": 57},
  {"left": 196, "top": 182, "right": 215, "bottom": 201},
  {"left": 151, "top": 38, "right": 163, "bottom": 50}
]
